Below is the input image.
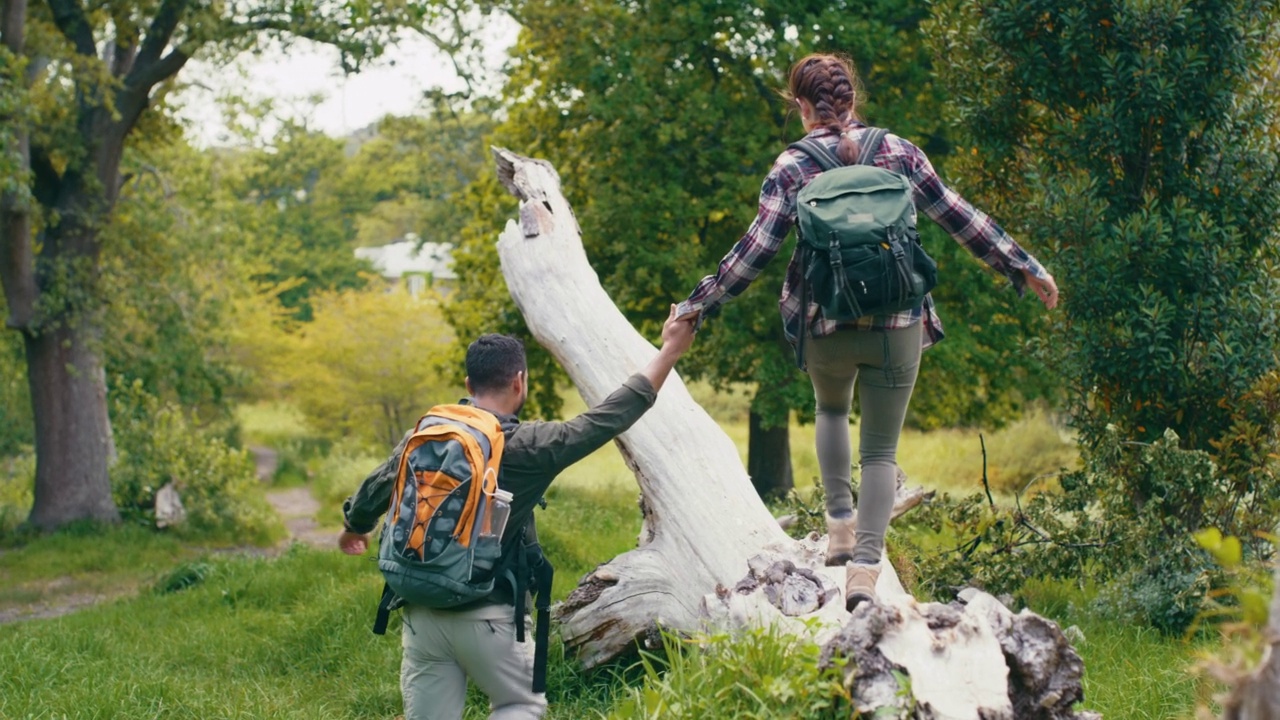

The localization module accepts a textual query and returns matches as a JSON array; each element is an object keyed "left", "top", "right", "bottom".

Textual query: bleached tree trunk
[
  {"left": 492, "top": 148, "right": 908, "bottom": 662},
  {"left": 493, "top": 148, "right": 1093, "bottom": 719}
]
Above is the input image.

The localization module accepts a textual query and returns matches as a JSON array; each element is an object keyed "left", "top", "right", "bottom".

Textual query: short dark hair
[{"left": 466, "top": 334, "right": 527, "bottom": 394}]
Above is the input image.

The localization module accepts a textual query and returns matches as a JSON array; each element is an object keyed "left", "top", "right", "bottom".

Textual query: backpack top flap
[{"left": 795, "top": 168, "right": 914, "bottom": 251}]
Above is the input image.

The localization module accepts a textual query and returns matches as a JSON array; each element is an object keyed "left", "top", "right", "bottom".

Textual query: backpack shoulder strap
[
  {"left": 856, "top": 127, "right": 889, "bottom": 166},
  {"left": 788, "top": 137, "right": 842, "bottom": 172}
]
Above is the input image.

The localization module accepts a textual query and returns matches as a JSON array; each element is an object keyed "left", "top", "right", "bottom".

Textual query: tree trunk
[
  {"left": 24, "top": 323, "right": 118, "bottom": 529},
  {"left": 747, "top": 409, "right": 793, "bottom": 499},
  {"left": 492, "top": 148, "right": 1092, "bottom": 717}
]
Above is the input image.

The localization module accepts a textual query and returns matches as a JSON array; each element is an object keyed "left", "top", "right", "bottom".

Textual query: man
[{"left": 338, "top": 305, "right": 697, "bottom": 720}]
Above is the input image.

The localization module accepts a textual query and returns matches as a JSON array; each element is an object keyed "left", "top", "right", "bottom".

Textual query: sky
[{"left": 172, "top": 15, "right": 518, "bottom": 147}]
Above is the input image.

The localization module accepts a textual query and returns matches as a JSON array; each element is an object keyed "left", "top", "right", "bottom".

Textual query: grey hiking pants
[
  {"left": 806, "top": 322, "right": 922, "bottom": 566},
  {"left": 401, "top": 603, "right": 546, "bottom": 720}
]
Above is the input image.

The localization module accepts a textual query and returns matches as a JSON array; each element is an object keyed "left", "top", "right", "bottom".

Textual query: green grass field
[{"left": 2, "top": 392, "right": 1213, "bottom": 719}]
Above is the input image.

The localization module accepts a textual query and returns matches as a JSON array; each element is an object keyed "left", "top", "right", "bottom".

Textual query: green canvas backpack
[{"left": 791, "top": 127, "right": 938, "bottom": 331}]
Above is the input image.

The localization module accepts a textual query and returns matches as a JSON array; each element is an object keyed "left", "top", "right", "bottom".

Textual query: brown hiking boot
[
  {"left": 845, "top": 564, "right": 880, "bottom": 611},
  {"left": 825, "top": 513, "right": 857, "bottom": 567}
]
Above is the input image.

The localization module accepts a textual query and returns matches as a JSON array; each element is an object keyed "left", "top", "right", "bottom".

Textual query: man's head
[{"left": 465, "top": 334, "right": 528, "bottom": 414}]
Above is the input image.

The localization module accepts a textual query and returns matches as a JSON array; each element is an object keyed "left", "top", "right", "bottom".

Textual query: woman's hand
[{"left": 1022, "top": 269, "right": 1059, "bottom": 310}]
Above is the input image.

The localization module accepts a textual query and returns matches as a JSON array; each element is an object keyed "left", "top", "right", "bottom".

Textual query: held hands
[
  {"left": 661, "top": 303, "right": 698, "bottom": 357},
  {"left": 1022, "top": 269, "right": 1060, "bottom": 310},
  {"left": 338, "top": 531, "right": 369, "bottom": 556}
]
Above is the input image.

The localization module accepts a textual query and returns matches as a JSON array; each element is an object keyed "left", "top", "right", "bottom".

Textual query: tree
[
  {"left": 450, "top": 0, "right": 1054, "bottom": 499},
  {"left": 0, "top": 0, "right": 479, "bottom": 530},
  {"left": 276, "top": 285, "right": 459, "bottom": 449},
  {"left": 914, "top": 0, "right": 1280, "bottom": 631},
  {"left": 338, "top": 111, "right": 497, "bottom": 249}
]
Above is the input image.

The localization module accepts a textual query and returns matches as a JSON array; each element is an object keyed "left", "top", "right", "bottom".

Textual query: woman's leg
[
  {"left": 851, "top": 322, "right": 923, "bottom": 566},
  {"left": 806, "top": 333, "right": 860, "bottom": 520}
]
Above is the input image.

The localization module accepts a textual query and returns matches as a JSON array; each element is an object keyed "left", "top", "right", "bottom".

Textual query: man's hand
[
  {"left": 339, "top": 531, "right": 369, "bottom": 556},
  {"left": 641, "top": 305, "right": 698, "bottom": 393},
  {"left": 660, "top": 304, "right": 697, "bottom": 357}
]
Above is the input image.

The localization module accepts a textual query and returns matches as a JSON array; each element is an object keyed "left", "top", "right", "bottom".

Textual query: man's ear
[
  {"left": 512, "top": 370, "right": 525, "bottom": 395},
  {"left": 464, "top": 377, "right": 474, "bottom": 395}
]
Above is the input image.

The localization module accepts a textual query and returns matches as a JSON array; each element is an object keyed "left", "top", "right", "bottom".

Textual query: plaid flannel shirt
[{"left": 683, "top": 125, "right": 1049, "bottom": 352}]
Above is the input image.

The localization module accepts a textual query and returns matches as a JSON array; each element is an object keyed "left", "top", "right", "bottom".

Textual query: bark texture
[
  {"left": 25, "top": 325, "right": 118, "bottom": 528},
  {"left": 820, "top": 592, "right": 1099, "bottom": 720},
  {"left": 492, "top": 148, "right": 1092, "bottom": 718}
]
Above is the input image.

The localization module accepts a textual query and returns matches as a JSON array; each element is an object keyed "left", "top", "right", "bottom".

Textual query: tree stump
[{"left": 492, "top": 147, "right": 1092, "bottom": 718}]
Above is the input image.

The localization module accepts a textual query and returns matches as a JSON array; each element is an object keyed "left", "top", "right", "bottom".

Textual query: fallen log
[{"left": 493, "top": 147, "right": 1091, "bottom": 718}]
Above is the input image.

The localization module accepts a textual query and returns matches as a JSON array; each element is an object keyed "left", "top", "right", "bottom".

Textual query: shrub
[
  {"left": 310, "top": 442, "right": 388, "bottom": 527},
  {"left": 609, "top": 627, "right": 849, "bottom": 720},
  {"left": 0, "top": 450, "right": 34, "bottom": 535},
  {"left": 110, "top": 380, "right": 278, "bottom": 543},
  {"left": 910, "top": 427, "right": 1267, "bottom": 634}
]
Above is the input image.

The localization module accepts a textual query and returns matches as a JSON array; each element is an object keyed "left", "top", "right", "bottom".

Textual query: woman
[{"left": 679, "top": 53, "right": 1059, "bottom": 610}]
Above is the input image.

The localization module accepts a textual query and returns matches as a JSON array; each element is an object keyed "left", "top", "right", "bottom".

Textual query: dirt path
[
  {"left": 0, "top": 587, "right": 135, "bottom": 625},
  {"left": 265, "top": 486, "right": 339, "bottom": 550},
  {"left": 0, "top": 485, "right": 337, "bottom": 626}
]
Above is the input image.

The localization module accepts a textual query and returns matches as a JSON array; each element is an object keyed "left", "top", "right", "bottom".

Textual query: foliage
[
  {"left": 272, "top": 286, "right": 461, "bottom": 450},
  {"left": 609, "top": 626, "right": 849, "bottom": 720},
  {"left": 0, "top": 301, "right": 32, "bottom": 456},
  {"left": 909, "top": 424, "right": 1276, "bottom": 634},
  {"left": 341, "top": 112, "right": 497, "bottom": 248},
  {"left": 212, "top": 122, "right": 372, "bottom": 319},
  {"left": 918, "top": 0, "right": 1280, "bottom": 631},
  {"left": 0, "top": 450, "right": 34, "bottom": 535},
  {"left": 450, "top": 0, "right": 1054, "bottom": 434},
  {"left": 1189, "top": 529, "right": 1277, "bottom": 716},
  {"left": 0, "top": 0, "right": 494, "bottom": 528},
  {"left": 109, "top": 380, "right": 277, "bottom": 543}
]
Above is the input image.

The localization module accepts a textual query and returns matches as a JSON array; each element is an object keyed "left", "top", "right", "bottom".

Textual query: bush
[
  {"left": 0, "top": 450, "right": 34, "bottom": 535},
  {"left": 911, "top": 427, "right": 1261, "bottom": 634},
  {"left": 310, "top": 442, "right": 388, "bottom": 527},
  {"left": 273, "top": 286, "right": 461, "bottom": 450},
  {"left": 110, "top": 380, "right": 278, "bottom": 543},
  {"left": 609, "top": 627, "right": 849, "bottom": 720}
]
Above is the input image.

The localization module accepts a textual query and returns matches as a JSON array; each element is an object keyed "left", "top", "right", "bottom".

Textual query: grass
[
  {"left": 0, "top": 390, "right": 1162, "bottom": 718},
  {"left": 0, "top": 524, "right": 202, "bottom": 618},
  {"left": 0, "top": 542, "right": 630, "bottom": 719},
  {"left": 0, "top": 516, "right": 1212, "bottom": 719}
]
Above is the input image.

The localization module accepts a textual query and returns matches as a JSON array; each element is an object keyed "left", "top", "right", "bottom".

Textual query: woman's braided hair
[{"left": 784, "top": 54, "right": 865, "bottom": 164}]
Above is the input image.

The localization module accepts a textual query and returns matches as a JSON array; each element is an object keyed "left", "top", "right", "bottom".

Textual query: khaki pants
[{"left": 400, "top": 604, "right": 547, "bottom": 720}]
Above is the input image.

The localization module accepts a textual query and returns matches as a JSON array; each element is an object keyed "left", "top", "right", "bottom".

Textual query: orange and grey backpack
[
  {"left": 374, "top": 405, "right": 507, "bottom": 618},
  {"left": 371, "top": 403, "right": 555, "bottom": 692}
]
